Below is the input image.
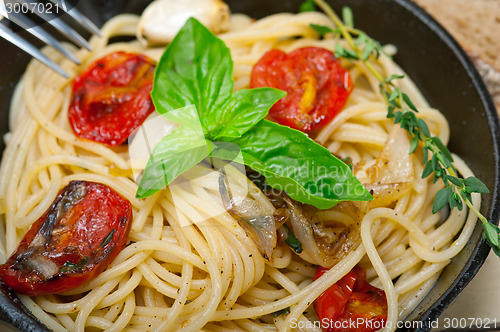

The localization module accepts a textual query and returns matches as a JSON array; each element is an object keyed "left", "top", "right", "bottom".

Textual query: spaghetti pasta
[{"left": 0, "top": 8, "right": 481, "bottom": 332}]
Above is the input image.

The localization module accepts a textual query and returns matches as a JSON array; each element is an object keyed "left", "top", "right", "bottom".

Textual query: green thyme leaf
[
  {"left": 388, "top": 89, "right": 399, "bottom": 102},
  {"left": 432, "top": 186, "right": 452, "bottom": 213},
  {"left": 282, "top": 224, "right": 303, "bottom": 254},
  {"left": 100, "top": 229, "right": 115, "bottom": 248},
  {"left": 60, "top": 257, "right": 88, "bottom": 273},
  {"left": 446, "top": 175, "right": 463, "bottom": 188},
  {"left": 402, "top": 93, "right": 418, "bottom": 112},
  {"left": 361, "top": 44, "right": 373, "bottom": 61},
  {"left": 463, "top": 177, "right": 490, "bottom": 194},
  {"left": 314, "top": 1, "right": 493, "bottom": 255},
  {"left": 342, "top": 7, "right": 354, "bottom": 28},
  {"left": 299, "top": 0, "right": 316, "bottom": 12},
  {"left": 384, "top": 74, "right": 404, "bottom": 84},
  {"left": 310, "top": 23, "right": 334, "bottom": 37},
  {"left": 273, "top": 307, "right": 291, "bottom": 318},
  {"left": 482, "top": 222, "right": 500, "bottom": 247},
  {"left": 422, "top": 146, "right": 429, "bottom": 163},
  {"left": 417, "top": 118, "right": 431, "bottom": 138},
  {"left": 422, "top": 161, "right": 433, "bottom": 179},
  {"left": 449, "top": 192, "right": 463, "bottom": 211},
  {"left": 491, "top": 245, "right": 500, "bottom": 258},
  {"left": 409, "top": 136, "right": 419, "bottom": 154},
  {"left": 432, "top": 137, "right": 453, "bottom": 162},
  {"left": 334, "top": 43, "right": 359, "bottom": 60}
]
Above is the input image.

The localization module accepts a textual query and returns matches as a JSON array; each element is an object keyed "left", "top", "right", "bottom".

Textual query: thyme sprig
[{"left": 310, "top": 0, "right": 499, "bottom": 256}]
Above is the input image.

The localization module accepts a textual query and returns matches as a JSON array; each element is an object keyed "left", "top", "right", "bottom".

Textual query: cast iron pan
[{"left": 0, "top": 0, "right": 498, "bottom": 331}]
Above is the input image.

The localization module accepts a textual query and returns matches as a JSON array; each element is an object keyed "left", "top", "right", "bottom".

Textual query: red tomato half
[
  {"left": 314, "top": 266, "right": 388, "bottom": 332},
  {"left": 69, "top": 51, "right": 156, "bottom": 146},
  {"left": 0, "top": 181, "right": 132, "bottom": 296},
  {"left": 250, "top": 47, "right": 353, "bottom": 132}
]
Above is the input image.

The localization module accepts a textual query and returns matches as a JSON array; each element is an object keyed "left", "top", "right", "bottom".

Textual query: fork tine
[
  {"left": 48, "top": 0, "right": 102, "bottom": 37},
  {"left": 16, "top": 0, "right": 91, "bottom": 50},
  {"left": 0, "top": 23, "right": 69, "bottom": 78},
  {"left": 44, "top": 16, "right": 92, "bottom": 50},
  {"left": 2, "top": 10, "right": 80, "bottom": 64}
]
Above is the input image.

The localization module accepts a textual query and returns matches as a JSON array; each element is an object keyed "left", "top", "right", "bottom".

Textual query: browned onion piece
[
  {"left": 268, "top": 127, "right": 415, "bottom": 268},
  {"left": 356, "top": 126, "right": 415, "bottom": 208},
  {"left": 215, "top": 127, "right": 414, "bottom": 267},
  {"left": 219, "top": 173, "right": 277, "bottom": 260}
]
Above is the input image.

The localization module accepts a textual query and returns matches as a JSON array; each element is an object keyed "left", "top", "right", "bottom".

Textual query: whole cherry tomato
[
  {"left": 69, "top": 51, "right": 156, "bottom": 146},
  {"left": 0, "top": 181, "right": 132, "bottom": 295},
  {"left": 250, "top": 47, "right": 353, "bottom": 132},
  {"left": 314, "top": 265, "right": 388, "bottom": 332}
]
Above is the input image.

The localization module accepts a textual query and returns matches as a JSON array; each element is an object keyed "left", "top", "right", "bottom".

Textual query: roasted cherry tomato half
[
  {"left": 0, "top": 181, "right": 132, "bottom": 296},
  {"left": 250, "top": 47, "right": 353, "bottom": 132},
  {"left": 314, "top": 265, "right": 388, "bottom": 332},
  {"left": 69, "top": 51, "right": 156, "bottom": 146}
]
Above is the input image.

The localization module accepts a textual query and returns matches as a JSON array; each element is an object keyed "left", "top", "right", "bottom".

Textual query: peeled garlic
[{"left": 137, "top": 0, "right": 231, "bottom": 45}]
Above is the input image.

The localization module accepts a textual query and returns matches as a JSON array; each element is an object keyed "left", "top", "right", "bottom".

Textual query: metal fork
[{"left": 0, "top": 0, "right": 101, "bottom": 78}]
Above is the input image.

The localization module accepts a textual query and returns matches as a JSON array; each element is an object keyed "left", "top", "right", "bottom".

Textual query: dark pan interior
[{"left": 0, "top": 0, "right": 498, "bottom": 331}]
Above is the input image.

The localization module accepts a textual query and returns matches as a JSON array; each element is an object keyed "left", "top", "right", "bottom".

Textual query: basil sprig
[{"left": 136, "top": 18, "right": 373, "bottom": 209}]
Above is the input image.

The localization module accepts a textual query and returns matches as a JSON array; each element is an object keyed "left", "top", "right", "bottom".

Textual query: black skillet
[{"left": 0, "top": 0, "right": 499, "bottom": 331}]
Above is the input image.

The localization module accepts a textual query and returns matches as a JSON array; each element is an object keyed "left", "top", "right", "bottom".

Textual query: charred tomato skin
[
  {"left": 250, "top": 47, "right": 353, "bottom": 132},
  {"left": 0, "top": 181, "right": 132, "bottom": 296},
  {"left": 314, "top": 265, "right": 388, "bottom": 332},
  {"left": 68, "top": 51, "right": 156, "bottom": 146}
]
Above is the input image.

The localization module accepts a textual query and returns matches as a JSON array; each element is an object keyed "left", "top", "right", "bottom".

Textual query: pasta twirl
[{"left": 0, "top": 10, "right": 480, "bottom": 332}]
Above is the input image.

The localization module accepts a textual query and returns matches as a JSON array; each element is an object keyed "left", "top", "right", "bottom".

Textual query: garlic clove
[{"left": 137, "top": 0, "right": 231, "bottom": 45}]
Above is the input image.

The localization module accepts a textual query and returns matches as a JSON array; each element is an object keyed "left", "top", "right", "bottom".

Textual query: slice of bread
[{"left": 412, "top": 0, "right": 500, "bottom": 110}]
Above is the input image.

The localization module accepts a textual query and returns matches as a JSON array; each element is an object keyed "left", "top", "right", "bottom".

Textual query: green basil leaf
[
  {"left": 216, "top": 120, "right": 372, "bottom": 209},
  {"left": 136, "top": 126, "right": 211, "bottom": 198},
  {"left": 161, "top": 104, "right": 202, "bottom": 128},
  {"left": 152, "top": 18, "right": 233, "bottom": 136},
  {"left": 213, "top": 88, "right": 286, "bottom": 140}
]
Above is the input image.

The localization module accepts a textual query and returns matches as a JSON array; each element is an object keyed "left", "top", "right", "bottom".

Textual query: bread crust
[{"left": 412, "top": 0, "right": 500, "bottom": 110}]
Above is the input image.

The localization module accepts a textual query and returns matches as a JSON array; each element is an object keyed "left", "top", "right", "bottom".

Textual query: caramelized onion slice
[
  {"left": 219, "top": 173, "right": 277, "bottom": 260},
  {"left": 356, "top": 126, "right": 415, "bottom": 208}
]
